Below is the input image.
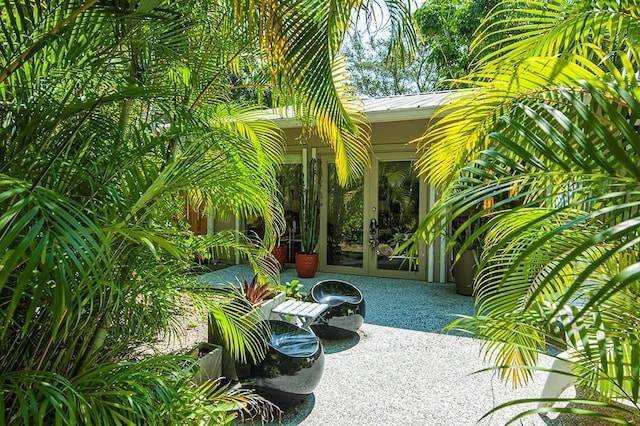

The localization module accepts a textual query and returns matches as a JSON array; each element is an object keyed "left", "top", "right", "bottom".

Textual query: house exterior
[{"left": 196, "top": 92, "right": 451, "bottom": 283}]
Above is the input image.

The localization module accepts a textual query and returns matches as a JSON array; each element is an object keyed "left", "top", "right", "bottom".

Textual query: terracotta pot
[
  {"left": 452, "top": 250, "right": 476, "bottom": 296},
  {"left": 295, "top": 252, "right": 318, "bottom": 278},
  {"left": 271, "top": 245, "right": 288, "bottom": 271}
]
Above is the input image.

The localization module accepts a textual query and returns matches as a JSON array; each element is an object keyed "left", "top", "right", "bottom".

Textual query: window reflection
[{"left": 327, "top": 163, "right": 364, "bottom": 267}]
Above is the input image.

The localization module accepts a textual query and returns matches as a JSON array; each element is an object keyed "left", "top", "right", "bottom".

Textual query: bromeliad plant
[
  {"left": 241, "top": 274, "right": 279, "bottom": 305},
  {"left": 403, "top": 0, "right": 640, "bottom": 423}
]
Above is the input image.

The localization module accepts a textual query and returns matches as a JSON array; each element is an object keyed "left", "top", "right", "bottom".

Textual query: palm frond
[
  {"left": 190, "top": 287, "right": 271, "bottom": 364},
  {"left": 0, "top": 177, "right": 107, "bottom": 338},
  {"left": 415, "top": 56, "right": 605, "bottom": 189},
  {"left": 474, "top": 0, "right": 640, "bottom": 68},
  {"left": 411, "top": 0, "right": 640, "bottom": 421}
]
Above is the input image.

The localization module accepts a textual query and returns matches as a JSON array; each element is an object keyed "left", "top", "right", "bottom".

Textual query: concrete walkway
[{"left": 202, "top": 265, "right": 586, "bottom": 425}]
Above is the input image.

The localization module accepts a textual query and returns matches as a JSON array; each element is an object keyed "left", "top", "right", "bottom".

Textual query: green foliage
[
  {"left": 406, "top": 0, "right": 640, "bottom": 423},
  {"left": 341, "top": 207, "right": 364, "bottom": 242},
  {"left": 279, "top": 279, "right": 306, "bottom": 300},
  {"left": 342, "top": 32, "right": 427, "bottom": 95},
  {"left": 378, "top": 161, "right": 419, "bottom": 236},
  {"left": 0, "top": 0, "right": 418, "bottom": 423},
  {"left": 197, "top": 287, "right": 272, "bottom": 365},
  {"left": 414, "top": 0, "right": 502, "bottom": 88},
  {"left": 343, "top": 0, "right": 505, "bottom": 98}
]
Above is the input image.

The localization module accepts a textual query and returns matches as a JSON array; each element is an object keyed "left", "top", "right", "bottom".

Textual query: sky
[{"left": 352, "top": 0, "right": 427, "bottom": 36}]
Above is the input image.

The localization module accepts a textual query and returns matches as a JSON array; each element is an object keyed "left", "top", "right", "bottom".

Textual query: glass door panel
[
  {"left": 375, "top": 160, "right": 419, "bottom": 272},
  {"left": 276, "top": 163, "right": 303, "bottom": 263},
  {"left": 326, "top": 163, "right": 364, "bottom": 268}
]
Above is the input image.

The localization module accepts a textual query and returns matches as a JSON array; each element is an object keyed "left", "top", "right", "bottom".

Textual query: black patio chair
[
  {"left": 243, "top": 320, "right": 324, "bottom": 406},
  {"left": 310, "top": 279, "right": 365, "bottom": 339}
]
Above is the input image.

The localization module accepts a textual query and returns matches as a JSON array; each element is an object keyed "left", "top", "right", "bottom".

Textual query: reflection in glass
[
  {"left": 326, "top": 163, "right": 364, "bottom": 267},
  {"left": 277, "top": 163, "right": 303, "bottom": 261},
  {"left": 248, "top": 163, "right": 302, "bottom": 245},
  {"left": 376, "top": 161, "right": 419, "bottom": 271}
]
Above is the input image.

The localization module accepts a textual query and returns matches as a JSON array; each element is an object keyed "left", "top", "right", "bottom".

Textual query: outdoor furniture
[
  {"left": 310, "top": 279, "right": 365, "bottom": 339},
  {"left": 271, "top": 299, "right": 329, "bottom": 329},
  {"left": 244, "top": 320, "right": 324, "bottom": 406}
]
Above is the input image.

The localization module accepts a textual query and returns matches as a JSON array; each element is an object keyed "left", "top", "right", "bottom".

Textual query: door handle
[{"left": 368, "top": 218, "right": 379, "bottom": 248}]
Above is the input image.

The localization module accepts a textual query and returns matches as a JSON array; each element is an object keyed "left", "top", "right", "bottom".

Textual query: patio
[{"left": 202, "top": 265, "right": 589, "bottom": 426}]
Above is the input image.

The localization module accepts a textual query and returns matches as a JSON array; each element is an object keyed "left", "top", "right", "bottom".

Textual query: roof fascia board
[{"left": 272, "top": 106, "right": 440, "bottom": 129}]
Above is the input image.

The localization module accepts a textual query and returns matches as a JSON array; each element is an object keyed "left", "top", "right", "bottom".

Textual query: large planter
[
  {"left": 271, "top": 245, "right": 288, "bottom": 271},
  {"left": 257, "top": 291, "right": 286, "bottom": 320},
  {"left": 295, "top": 252, "right": 318, "bottom": 278},
  {"left": 452, "top": 250, "right": 475, "bottom": 296},
  {"left": 192, "top": 342, "right": 223, "bottom": 386}
]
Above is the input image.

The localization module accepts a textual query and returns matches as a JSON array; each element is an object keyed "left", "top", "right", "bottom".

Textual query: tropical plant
[
  {"left": 343, "top": 0, "right": 506, "bottom": 95},
  {"left": 241, "top": 274, "right": 279, "bottom": 305},
  {"left": 378, "top": 160, "right": 419, "bottom": 237},
  {"left": 279, "top": 279, "right": 306, "bottom": 301},
  {"left": 404, "top": 0, "right": 640, "bottom": 423},
  {"left": 300, "top": 158, "right": 321, "bottom": 254},
  {"left": 0, "top": 0, "right": 418, "bottom": 423}
]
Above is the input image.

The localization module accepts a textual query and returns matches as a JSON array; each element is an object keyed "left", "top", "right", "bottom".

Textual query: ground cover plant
[{"left": 405, "top": 0, "right": 640, "bottom": 423}]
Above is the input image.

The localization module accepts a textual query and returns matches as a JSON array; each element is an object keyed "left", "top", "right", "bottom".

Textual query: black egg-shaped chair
[
  {"left": 310, "top": 280, "right": 365, "bottom": 339},
  {"left": 244, "top": 320, "right": 324, "bottom": 406}
]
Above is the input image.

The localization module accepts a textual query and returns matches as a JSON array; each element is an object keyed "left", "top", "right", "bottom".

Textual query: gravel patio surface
[{"left": 200, "top": 265, "right": 599, "bottom": 426}]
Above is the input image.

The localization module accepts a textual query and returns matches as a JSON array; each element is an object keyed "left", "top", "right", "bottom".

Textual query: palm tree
[
  {"left": 405, "top": 0, "right": 640, "bottom": 423},
  {"left": 1, "top": 0, "right": 419, "bottom": 423}
]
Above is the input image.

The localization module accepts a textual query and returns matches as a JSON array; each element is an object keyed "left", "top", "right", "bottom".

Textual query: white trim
[
  {"left": 439, "top": 218, "right": 447, "bottom": 283},
  {"left": 428, "top": 186, "right": 435, "bottom": 282},
  {"left": 273, "top": 107, "right": 440, "bottom": 128},
  {"left": 207, "top": 207, "right": 215, "bottom": 235},
  {"left": 366, "top": 107, "right": 440, "bottom": 123},
  {"left": 234, "top": 215, "right": 240, "bottom": 265}
]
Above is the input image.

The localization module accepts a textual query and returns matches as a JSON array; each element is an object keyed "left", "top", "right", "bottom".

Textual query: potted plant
[
  {"left": 271, "top": 243, "right": 288, "bottom": 271},
  {"left": 207, "top": 275, "right": 286, "bottom": 380},
  {"left": 240, "top": 274, "right": 286, "bottom": 319},
  {"left": 278, "top": 279, "right": 306, "bottom": 301},
  {"left": 295, "top": 158, "right": 320, "bottom": 278}
]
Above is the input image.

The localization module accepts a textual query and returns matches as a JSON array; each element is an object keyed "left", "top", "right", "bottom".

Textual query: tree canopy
[
  {"left": 415, "top": 0, "right": 501, "bottom": 86},
  {"left": 342, "top": 0, "right": 503, "bottom": 96}
]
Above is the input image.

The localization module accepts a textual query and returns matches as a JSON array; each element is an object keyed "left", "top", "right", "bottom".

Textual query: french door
[{"left": 319, "top": 153, "right": 430, "bottom": 280}]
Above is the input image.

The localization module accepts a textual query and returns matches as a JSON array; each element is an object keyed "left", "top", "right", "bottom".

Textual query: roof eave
[
  {"left": 271, "top": 106, "right": 440, "bottom": 129},
  {"left": 272, "top": 117, "right": 302, "bottom": 129},
  {"left": 365, "top": 106, "right": 439, "bottom": 123}
]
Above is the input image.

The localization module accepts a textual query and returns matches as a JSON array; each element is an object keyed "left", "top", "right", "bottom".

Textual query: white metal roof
[{"left": 265, "top": 91, "right": 453, "bottom": 128}]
